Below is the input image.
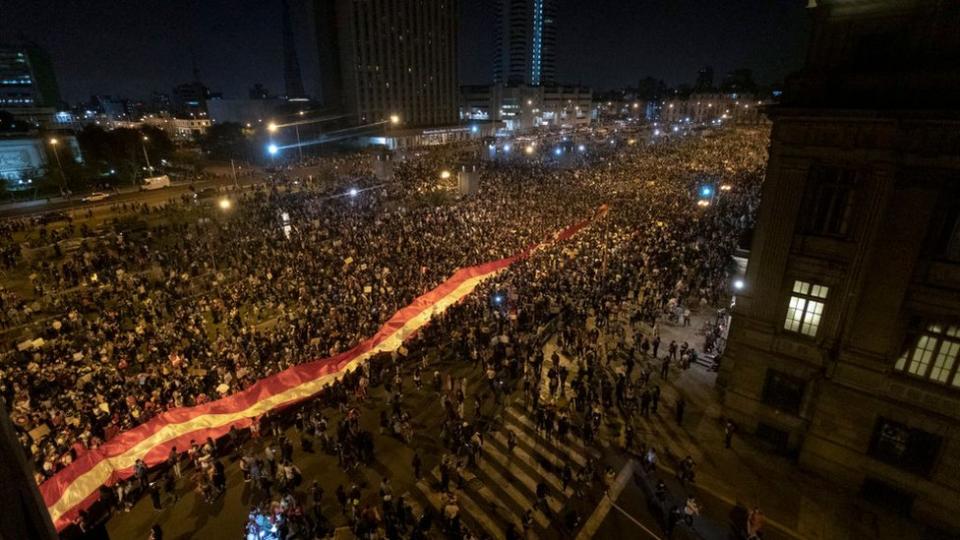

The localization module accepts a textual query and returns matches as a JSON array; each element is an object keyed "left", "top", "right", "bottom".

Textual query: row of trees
[
  {"left": 24, "top": 125, "right": 175, "bottom": 198},
  {"left": 2, "top": 115, "right": 270, "bottom": 199}
]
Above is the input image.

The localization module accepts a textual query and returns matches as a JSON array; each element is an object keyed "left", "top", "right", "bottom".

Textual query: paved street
[{"left": 98, "top": 303, "right": 784, "bottom": 540}]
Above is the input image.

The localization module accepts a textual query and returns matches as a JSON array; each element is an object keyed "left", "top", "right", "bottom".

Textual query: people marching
[{"left": 2, "top": 127, "right": 771, "bottom": 539}]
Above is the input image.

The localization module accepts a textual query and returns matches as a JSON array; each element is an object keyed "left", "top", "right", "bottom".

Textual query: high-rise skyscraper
[
  {"left": 281, "top": 0, "right": 306, "bottom": 100},
  {"left": 313, "top": 0, "right": 459, "bottom": 128},
  {"left": 0, "top": 43, "right": 60, "bottom": 110},
  {"left": 719, "top": 0, "right": 960, "bottom": 532},
  {"left": 494, "top": 0, "right": 557, "bottom": 87}
]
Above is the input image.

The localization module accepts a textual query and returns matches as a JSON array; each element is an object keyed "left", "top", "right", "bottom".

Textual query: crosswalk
[{"left": 413, "top": 403, "right": 601, "bottom": 540}]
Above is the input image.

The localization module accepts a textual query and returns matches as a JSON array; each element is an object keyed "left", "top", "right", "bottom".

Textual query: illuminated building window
[
  {"left": 784, "top": 280, "right": 828, "bottom": 337},
  {"left": 895, "top": 323, "right": 960, "bottom": 387}
]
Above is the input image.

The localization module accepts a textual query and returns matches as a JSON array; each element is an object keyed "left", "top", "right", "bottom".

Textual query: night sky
[{"left": 0, "top": 0, "right": 810, "bottom": 103}]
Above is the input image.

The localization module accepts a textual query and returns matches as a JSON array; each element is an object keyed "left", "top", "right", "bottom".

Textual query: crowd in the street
[{"left": 0, "top": 126, "right": 768, "bottom": 539}]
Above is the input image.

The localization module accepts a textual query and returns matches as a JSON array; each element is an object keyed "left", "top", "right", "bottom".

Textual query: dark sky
[{"left": 0, "top": 0, "right": 810, "bottom": 103}]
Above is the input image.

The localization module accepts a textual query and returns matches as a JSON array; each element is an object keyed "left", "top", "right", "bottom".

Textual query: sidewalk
[{"left": 593, "top": 306, "right": 925, "bottom": 540}]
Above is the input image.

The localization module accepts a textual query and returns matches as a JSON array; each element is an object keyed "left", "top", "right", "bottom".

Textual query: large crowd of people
[{"left": 0, "top": 126, "right": 768, "bottom": 539}]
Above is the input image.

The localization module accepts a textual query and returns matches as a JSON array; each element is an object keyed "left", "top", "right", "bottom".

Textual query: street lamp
[
  {"left": 218, "top": 198, "right": 232, "bottom": 210},
  {"left": 389, "top": 114, "right": 400, "bottom": 125},
  {"left": 440, "top": 170, "right": 451, "bottom": 179},
  {"left": 267, "top": 143, "right": 279, "bottom": 156},
  {"left": 294, "top": 123, "right": 303, "bottom": 165},
  {"left": 141, "top": 135, "right": 153, "bottom": 173},
  {"left": 48, "top": 137, "right": 67, "bottom": 193},
  {"left": 269, "top": 122, "right": 303, "bottom": 164}
]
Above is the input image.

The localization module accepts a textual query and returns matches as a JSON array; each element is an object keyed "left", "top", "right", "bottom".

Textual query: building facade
[
  {"left": 281, "top": 0, "right": 307, "bottom": 99},
  {"left": 461, "top": 84, "right": 590, "bottom": 131},
  {"left": 718, "top": 0, "right": 960, "bottom": 533},
  {"left": 142, "top": 116, "right": 211, "bottom": 142},
  {"left": 493, "top": 0, "right": 557, "bottom": 86},
  {"left": 0, "top": 43, "right": 61, "bottom": 128},
  {"left": 315, "top": 0, "right": 459, "bottom": 128}
]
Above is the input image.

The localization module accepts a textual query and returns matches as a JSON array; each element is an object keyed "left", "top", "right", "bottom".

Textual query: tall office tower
[
  {"left": 313, "top": 0, "right": 342, "bottom": 110},
  {"left": 493, "top": 0, "right": 557, "bottom": 86},
  {"left": 313, "top": 0, "right": 459, "bottom": 128},
  {"left": 0, "top": 43, "right": 60, "bottom": 110},
  {"left": 719, "top": 0, "right": 960, "bottom": 533},
  {"left": 281, "top": 0, "right": 306, "bottom": 99}
]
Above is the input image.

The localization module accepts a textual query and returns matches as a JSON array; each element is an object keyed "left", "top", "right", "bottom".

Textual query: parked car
[{"left": 81, "top": 192, "right": 111, "bottom": 202}]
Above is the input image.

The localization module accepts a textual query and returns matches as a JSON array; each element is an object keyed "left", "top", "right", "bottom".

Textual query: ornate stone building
[{"left": 718, "top": 0, "right": 960, "bottom": 533}]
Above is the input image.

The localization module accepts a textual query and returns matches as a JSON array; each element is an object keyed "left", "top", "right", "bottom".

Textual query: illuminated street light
[
  {"left": 349, "top": 187, "right": 359, "bottom": 197},
  {"left": 389, "top": 114, "right": 400, "bottom": 125},
  {"left": 48, "top": 137, "right": 67, "bottom": 190},
  {"left": 141, "top": 135, "right": 153, "bottom": 171},
  {"left": 720, "top": 184, "right": 733, "bottom": 192},
  {"left": 268, "top": 123, "right": 278, "bottom": 133},
  {"left": 503, "top": 144, "right": 511, "bottom": 153},
  {"left": 700, "top": 186, "right": 713, "bottom": 197},
  {"left": 525, "top": 145, "right": 535, "bottom": 155},
  {"left": 733, "top": 279, "right": 745, "bottom": 290},
  {"left": 440, "top": 170, "right": 451, "bottom": 179},
  {"left": 554, "top": 147, "right": 562, "bottom": 156},
  {"left": 218, "top": 198, "right": 232, "bottom": 210},
  {"left": 697, "top": 199, "right": 711, "bottom": 207},
  {"left": 267, "top": 143, "right": 279, "bottom": 155}
]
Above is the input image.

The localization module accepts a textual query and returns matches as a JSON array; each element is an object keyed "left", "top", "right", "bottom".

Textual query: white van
[{"left": 141, "top": 175, "right": 171, "bottom": 191}]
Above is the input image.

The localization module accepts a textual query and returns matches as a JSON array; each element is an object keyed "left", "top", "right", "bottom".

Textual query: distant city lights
[
  {"left": 267, "top": 143, "right": 279, "bottom": 155},
  {"left": 349, "top": 187, "right": 359, "bottom": 197}
]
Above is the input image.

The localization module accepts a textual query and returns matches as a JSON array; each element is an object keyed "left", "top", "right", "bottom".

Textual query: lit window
[
  {"left": 784, "top": 280, "right": 828, "bottom": 337},
  {"left": 895, "top": 323, "right": 960, "bottom": 387}
]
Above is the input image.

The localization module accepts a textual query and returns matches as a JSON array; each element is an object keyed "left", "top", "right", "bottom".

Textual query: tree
[
  {"left": 77, "top": 125, "right": 175, "bottom": 187},
  {"left": 0, "top": 111, "right": 30, "bottom": 133},
  {"left": 200, "top": 122, "right": 254, "bottom": 161}
]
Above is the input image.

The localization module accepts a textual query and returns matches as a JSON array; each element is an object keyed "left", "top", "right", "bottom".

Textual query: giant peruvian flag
[{"left": 40, "top": 205, "right": 607, "bottom": 531}]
